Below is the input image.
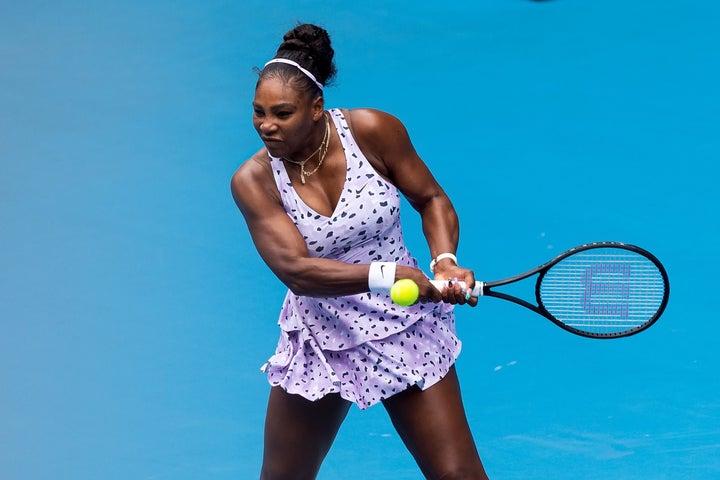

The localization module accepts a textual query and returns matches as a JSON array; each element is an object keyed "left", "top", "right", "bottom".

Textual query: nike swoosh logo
[
  {"left": 355, "top": 181, "right": 371, "bottom": 195},
  {"left": 380, "top": 264, "right": 386, "bottom": 277}
]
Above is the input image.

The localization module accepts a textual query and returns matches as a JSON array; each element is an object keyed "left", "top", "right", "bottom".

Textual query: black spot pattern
[{"left": 261, "top": 109, "right": 460, "bottom": 409}]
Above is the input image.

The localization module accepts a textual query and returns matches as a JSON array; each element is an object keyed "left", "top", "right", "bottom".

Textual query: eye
[{"left": 276, "top": 111, "right": 292, "bottom": 119}]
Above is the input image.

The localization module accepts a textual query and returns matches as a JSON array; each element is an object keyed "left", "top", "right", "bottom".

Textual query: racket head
[{"left": 535, "top": 242, "right": 669, "bottom": 338}]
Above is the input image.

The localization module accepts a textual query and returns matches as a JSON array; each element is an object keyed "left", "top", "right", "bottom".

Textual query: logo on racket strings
[{"left": 582, "top": 262, "right": 630, "bottom": 318}]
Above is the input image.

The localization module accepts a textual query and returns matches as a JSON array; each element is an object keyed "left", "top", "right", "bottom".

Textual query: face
[{"left": 252, "top": 76, "right": 324, "bottom": 159}]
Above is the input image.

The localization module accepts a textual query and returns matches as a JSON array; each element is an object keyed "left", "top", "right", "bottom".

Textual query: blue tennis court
[{"left": 1, "top": 1, "right": 718, "bottom": 479}]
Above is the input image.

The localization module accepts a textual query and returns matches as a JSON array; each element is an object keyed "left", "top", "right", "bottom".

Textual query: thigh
[
  {"left": 261, "top": 386, "right": 352, "bottom": 480},
  {"left": 382, "top": 366, "right": 489, "bottom": 480}
]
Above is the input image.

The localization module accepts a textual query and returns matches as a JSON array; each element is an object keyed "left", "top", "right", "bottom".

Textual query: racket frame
[{"left": 479, "top": 241, "right": 669, "bottom": 338}]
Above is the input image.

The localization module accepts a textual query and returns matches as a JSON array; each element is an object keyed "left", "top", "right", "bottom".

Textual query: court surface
[{"left": 1, "top": 1, "right": 718, "bottom": 479}]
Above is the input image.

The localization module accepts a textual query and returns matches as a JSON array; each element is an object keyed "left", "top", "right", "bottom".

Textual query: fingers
[
  {"left": 434, "top": 269, "right": 479, "bottom": 307},
  {"left": 460, "top": 271, "right": 479, "bottom": 308},
  {"left": 445, "top": 278, "right": 468, "bottom": 305},
  {"left": 395, "top": 265, "right": 479, "bottom": 306},
  {"left": 418, "top": 280, "right": 443, "bottom": 304},
  {"left": 415, "top": 280, "right": 479, "bottom": 306},
  {"left": 444, "top": 278, "right": 479, "bottom": 306}
]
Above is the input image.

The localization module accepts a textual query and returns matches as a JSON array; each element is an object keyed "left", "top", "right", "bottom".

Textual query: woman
[{"left": 231, "top": 23, "right": 489, "bottom": 480}]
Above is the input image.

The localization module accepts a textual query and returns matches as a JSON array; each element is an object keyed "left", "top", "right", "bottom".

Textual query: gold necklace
[{"left": 284, "top": 112, "right": 330, "bottom": 184}]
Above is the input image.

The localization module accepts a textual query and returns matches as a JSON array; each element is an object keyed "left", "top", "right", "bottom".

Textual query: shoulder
[
  {"left": 344, "top": 108, "right": 406, "bottom": 139},
  {"left": 230, "top": 148, "right": 281, "bottom": 214},
  {"left": 231, "top": 149, "right": 271, "bottom": 193},
  {"left": 342, "top": 108, "right": 413, "bottom": 168}
]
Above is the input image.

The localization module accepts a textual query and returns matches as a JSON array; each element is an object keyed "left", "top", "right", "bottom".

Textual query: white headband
[{"left": 263, "top": 58, "right": 324, "bottom": 90}]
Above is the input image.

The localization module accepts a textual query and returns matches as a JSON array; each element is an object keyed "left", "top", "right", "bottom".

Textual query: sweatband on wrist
[
  {"left": 368, "top": 261, "right": 396, "bottom": 292},
  {"left": 430, "top": 252, "right": 457, "bottom": 273}
]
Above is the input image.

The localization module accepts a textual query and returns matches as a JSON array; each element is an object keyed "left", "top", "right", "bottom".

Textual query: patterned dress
[{"left": 261, "top": 108, "right": 461, "bottom": 409}]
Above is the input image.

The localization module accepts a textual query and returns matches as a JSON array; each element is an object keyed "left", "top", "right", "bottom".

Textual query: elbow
[
  {"left": 285, "top": 277, "right": 311, "bottom": 296},
  {"left": 276, "top": 262, "right": 319, "bottom": 297}
]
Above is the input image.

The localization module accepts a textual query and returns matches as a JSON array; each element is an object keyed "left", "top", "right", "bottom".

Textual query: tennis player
[{"left": 231, "top": 23, "right": 489, "bottom": 480}]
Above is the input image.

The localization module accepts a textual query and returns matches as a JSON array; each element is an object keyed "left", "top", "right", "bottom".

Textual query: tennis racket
[{"left": 431, "top": 242, "right": 669, "bottom": 338}]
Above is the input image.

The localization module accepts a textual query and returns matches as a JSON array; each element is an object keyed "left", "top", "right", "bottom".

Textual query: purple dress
[{"left": 261, "top": 108, "right": 461, "bottom": 409}]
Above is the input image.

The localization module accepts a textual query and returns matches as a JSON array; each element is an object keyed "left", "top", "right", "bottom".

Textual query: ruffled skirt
[{"left": 261, "top": 310, "right": 461, "bottom": 409}]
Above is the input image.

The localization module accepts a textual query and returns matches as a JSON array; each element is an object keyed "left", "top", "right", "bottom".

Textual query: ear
[{"left": 311, "top": 95, "right": 325, "bottom": 120}]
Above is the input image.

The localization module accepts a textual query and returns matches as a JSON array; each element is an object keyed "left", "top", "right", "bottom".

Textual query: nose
[{"left": 258, "top": 118, "right": 278, "bottom": 135}]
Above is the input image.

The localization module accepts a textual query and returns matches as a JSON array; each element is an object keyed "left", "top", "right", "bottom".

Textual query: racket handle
[{"left": 430, "top": 280, "right": 484, "bottom": 297}]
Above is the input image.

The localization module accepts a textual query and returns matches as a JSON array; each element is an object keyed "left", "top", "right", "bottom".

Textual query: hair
[{"left": 258, "top": 23, "right": 337, "bottom": 96}]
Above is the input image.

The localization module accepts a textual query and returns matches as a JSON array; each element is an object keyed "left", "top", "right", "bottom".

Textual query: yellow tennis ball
[{"left": 391, "top": 278, "right": 419, "bottom": 306}]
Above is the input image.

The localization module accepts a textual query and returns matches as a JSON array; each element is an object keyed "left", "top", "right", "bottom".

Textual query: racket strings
[{"left": 539, "top": 249, "right": 666, "bottom": 335}]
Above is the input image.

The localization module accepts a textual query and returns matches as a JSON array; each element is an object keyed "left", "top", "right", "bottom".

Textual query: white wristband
[
  {"left": 430, "top": 252, "right": 457, "bottom": 273},
  {"left": 368, "top": 261, "right": 396, "bottom": 292}
]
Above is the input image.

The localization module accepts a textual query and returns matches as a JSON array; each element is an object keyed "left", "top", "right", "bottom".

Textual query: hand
[{"left": 432, "top": 261, "right": 478, "bottom": 307}]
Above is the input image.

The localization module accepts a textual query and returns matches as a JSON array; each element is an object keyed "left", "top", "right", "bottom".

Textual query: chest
[{"left": 290, "top": 175, "right": 401, "bottom": 258}]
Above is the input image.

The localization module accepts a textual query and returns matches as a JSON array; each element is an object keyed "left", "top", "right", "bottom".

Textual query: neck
[
  {"left": 283, "top": 112, "right": 331, "bottom": 184},
  {"left": 289, "top": 115, "right": 327, "bottom": 163}
]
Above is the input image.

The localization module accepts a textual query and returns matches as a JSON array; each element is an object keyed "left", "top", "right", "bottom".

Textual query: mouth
[{"left": 262, "top": 138, "right": 285, "bottom": 156}]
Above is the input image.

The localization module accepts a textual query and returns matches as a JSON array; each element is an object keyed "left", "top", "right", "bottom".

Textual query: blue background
[{"left": 1, "top": 1, "right": 718, "bottom": 479}]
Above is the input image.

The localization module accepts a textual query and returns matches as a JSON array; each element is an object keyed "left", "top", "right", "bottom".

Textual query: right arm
[{"left": 230, "top": 152, "right": 430, "bottom": 297}]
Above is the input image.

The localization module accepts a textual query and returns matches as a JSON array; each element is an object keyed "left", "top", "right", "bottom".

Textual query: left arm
[{"left": 347, "top": 109, "right": 477, "bottom": 306}]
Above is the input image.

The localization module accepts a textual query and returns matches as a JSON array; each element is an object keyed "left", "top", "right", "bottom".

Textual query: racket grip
[{"left": 430, "top": 280, "right": 484, "bottom": 297}]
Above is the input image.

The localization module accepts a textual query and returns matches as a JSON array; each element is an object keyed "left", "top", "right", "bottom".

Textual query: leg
[
  {"left": 382, "top": 366, "right": 489, "bottom": 480},
  {"left": 260, "top": 386, "right": 351, "bottom": 480}
]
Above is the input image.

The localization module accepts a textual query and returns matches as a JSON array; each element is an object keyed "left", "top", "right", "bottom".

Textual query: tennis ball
[{"left": 391, "top": 279, "right": 419, "bottom": 306}]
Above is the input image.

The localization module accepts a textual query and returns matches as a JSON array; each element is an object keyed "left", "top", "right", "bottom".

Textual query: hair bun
[
  {"left": 274, "top": 24, "right": 337, "bottom": 87},
  {"left": 278, "top": 38, "right": 313, "bottom": 56}
]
